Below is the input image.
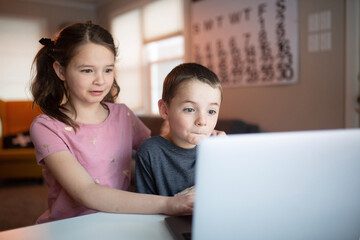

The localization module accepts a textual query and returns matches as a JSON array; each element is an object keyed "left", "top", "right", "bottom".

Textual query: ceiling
[
  {"left": 20, "top": 0, "right": 116, "bottom": 9},
  {"left": 54, "top": 0, "right": 114, "bottom": 5}
]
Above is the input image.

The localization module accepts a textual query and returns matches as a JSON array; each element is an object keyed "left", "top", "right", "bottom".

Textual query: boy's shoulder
[
  {"left": 138, "top": 136, "right": 173, "bottom": 152},
  {"left": 139, "top": 136, "right": 164, "bottom": 148}
]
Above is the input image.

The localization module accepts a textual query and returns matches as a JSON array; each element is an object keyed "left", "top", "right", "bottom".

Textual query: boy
[{"left": 135, "top": 63, "right": 224, "bottom": 196}]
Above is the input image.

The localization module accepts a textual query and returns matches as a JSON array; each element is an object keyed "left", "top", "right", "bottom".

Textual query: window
[
  {"left": 111, "top": 10, "right": 143, "bottom": 111},
  {"left": 111, "top": 0, "right": 184, "bottom": 114},
  {"left": 146, "top": 36, "right": 184, "bottom": 114},
  {"left": 142, "top": 0, "right": 183, "bottom": 42},
  {"left": 0, "top": 17, "right": 44, "bottom": 100}
]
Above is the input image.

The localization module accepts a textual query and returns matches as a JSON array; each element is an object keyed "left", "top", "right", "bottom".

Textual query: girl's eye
[
  {"left": 105, "top": 68, "right": 113, "bottom": 73},
  {"left": 184, "top": 108, "right": 195, "bottom": 113},
  {"left": 81, "top": 69, "right": 92, "bottom": 73}
]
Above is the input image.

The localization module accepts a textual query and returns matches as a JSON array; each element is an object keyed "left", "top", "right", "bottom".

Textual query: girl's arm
[{"left": 44, "top": 151, "right": 194, "bottom": 215}]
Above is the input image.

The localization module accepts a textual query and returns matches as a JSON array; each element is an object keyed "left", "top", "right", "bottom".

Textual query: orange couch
[
  {"left": 0, "top": 100, "right": 260, "bottom": 181},
  {"left": 0, "top": 100, "right": 42, "bottom": 180}
]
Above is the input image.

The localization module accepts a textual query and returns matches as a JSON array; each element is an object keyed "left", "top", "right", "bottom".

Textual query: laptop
[{"left": 165, "top": 129, "right": 360, "bottom": 240}]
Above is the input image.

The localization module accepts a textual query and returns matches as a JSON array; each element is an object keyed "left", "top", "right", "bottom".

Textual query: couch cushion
[{"left": 2, "top": 131, "right": 34, "bottom": 149}]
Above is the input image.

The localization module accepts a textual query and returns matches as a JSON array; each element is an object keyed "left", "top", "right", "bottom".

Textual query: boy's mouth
[{"left": 192, "top": 132, "right": 207, "bottom": 136}]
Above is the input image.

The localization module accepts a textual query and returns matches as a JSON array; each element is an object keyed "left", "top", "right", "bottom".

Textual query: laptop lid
[{"left": 193, "top": 129, "right": 360, "bottom": 240}]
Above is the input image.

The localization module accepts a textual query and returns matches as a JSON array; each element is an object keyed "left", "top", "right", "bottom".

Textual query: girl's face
[
  {"left": 159, "top": 79, "right": 221, "bottom": 149},
  {"left": 58, "top": 43, "right": 115, "bottom": 108}
]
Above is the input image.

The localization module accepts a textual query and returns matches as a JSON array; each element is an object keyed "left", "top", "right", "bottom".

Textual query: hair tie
[{"left": 39, "top": 38, "right": 54, "bottom": 48}]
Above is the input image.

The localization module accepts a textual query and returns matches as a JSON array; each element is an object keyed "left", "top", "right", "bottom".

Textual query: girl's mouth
[{"left": 89, "top": 91, "right": 103, "bottom": 96}]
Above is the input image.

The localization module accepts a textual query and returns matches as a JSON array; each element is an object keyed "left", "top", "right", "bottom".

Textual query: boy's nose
[{"left": 196, "top": 114, "right": 207, "bottom": 126}]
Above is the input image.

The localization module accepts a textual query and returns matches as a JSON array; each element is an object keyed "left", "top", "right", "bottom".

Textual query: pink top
[{"left": 30, "top": 103, "right": 150, "bottom": 223}]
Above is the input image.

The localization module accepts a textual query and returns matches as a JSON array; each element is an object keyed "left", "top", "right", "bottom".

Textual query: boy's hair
[
  {"left": 162, "top": 63, "right": 222, "bottom": 105},
  {"left": 31, "top": 22, "right": 120, "bottom": 130}
]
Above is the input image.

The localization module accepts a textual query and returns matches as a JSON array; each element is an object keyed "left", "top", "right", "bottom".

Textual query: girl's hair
[
  {"left": 31, "top": 22, "right": 120, "bottom": 130},
  {"left": 162, "top": 62, "right": 223, "bottom": 105}
]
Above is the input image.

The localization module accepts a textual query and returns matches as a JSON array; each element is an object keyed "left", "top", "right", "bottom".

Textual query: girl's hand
[
  {"left": 165, "top": 190, "right": 195, "bottom": 216},
  {"left": 211, "top": 129, "right": 226, "bottom": 136},
  {"left": 175, "top": 186, "right": 195, "bottom": 196}
]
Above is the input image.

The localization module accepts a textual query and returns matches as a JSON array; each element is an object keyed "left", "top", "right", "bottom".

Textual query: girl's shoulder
[
  {"left": 30, "top": 113, "right": 68, "bottom": 137},
  {"left": 105, "top": 102, "right": 134, "bottom": 118},
  {"left": 32, "top": 113, "right": 65, "bottom": 127},
  {"left": 105, "top": 102, "right": 129, "bottom": 112}
]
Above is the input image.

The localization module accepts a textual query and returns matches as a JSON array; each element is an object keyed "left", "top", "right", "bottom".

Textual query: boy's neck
[{"left": 163, "top": 133, "right": 196, "bottom": 149}]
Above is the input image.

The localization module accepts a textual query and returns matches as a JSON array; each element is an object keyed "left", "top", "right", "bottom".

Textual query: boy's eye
[
  {"left": 208, "top": 110, "right": 217, "bottom": 115},
  {"left": 184, "top": 108, "right": 195, "bottom": 113}
]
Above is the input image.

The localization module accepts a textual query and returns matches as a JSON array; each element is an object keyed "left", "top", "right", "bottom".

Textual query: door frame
[{"left": 345, "top": 0, "right": 359, "bottom": 128}]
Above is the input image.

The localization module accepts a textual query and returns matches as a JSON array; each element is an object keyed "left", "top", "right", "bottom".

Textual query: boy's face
[{"left": 159, "top": 79, "right": 222, "bottom": 149}]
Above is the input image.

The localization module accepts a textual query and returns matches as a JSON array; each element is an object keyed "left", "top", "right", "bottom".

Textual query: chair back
[{"left": 0, "top": 100, "right": 42, "bottom": 137}]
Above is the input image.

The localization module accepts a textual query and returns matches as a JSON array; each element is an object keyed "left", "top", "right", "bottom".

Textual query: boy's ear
[
  {"left": 158, "top": 99, "right": 169, "bottom": 120},
  {"left": 53, "top": 61, "right": 66, "bottom": 81}
]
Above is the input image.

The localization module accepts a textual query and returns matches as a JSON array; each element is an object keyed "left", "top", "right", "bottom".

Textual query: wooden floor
[{"left": 0, "top": 179, "right": 48, "bottom": 232}]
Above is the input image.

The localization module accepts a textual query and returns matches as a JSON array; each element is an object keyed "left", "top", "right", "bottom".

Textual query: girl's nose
[{"left": 94, "top": 73, "right": 105, "bottom": 85}]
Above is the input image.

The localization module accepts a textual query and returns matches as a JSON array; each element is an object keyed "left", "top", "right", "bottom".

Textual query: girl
[{"left": 30, "top": 22, "right": 194, "bottom": 224}]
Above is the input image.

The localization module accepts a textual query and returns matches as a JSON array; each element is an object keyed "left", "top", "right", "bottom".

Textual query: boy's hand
[{"left": 211, "top": 130, "right": 226, "bottom": 136}]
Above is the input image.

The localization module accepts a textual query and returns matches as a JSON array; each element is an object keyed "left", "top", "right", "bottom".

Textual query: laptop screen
[{"left": 193, "top": 129, "right": 360, "bottom": 240}]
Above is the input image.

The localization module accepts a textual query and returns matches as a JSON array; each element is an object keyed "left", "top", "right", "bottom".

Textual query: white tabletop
[{"left": 0, "top": 213, "right": 173, "bottom": 240}]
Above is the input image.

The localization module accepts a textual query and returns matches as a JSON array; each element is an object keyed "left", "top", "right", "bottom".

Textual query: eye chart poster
[{"left": 191, "top": 0, "right": 298, "bottom": 88}]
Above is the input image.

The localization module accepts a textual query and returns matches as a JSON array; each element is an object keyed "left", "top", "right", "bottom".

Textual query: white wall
[
  {"left": 0, "top": 0, "right": 96, "bottom": 100},
  {"left": 210, "top": 0, "right": 347, "bottom": 132}
]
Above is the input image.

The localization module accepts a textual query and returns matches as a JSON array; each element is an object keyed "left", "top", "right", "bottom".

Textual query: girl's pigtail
[{"left": 31, "top": 38, "right": 68, "bottom": 125}]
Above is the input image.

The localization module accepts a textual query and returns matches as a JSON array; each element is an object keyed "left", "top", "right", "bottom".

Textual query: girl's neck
[{"left": 64, "top": 102, "right": 109, "bottom": 124}]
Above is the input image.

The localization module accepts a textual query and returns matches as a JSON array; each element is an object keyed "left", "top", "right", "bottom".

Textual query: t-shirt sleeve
[
  {"left": 30, "top": 116, "right": 69, "bottom": 165},
  {"left": 126, "top": 107, "right": 151, "bottom": 150},
  {"left": 135, "top": 141, "right": 157, "bottom": 194}
]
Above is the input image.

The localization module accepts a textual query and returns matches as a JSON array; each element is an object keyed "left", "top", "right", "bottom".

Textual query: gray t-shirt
[{"left": 135, "top": 136, "right": 196, "bottom": 196}]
